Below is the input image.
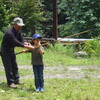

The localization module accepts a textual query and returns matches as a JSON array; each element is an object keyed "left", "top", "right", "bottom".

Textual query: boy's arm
[{"left": 38, "top": 46, "right": 44, "bottom": 55}]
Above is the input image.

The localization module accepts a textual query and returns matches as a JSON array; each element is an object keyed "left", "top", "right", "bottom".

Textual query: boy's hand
[
  {"left": 37, "top": 41, "right": 41, "bottom": 46},
  {"left": 22, "top": 50, "right": 27, "bottom": 53}
]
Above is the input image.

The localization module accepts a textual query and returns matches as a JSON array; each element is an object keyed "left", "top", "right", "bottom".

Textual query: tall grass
[
  {"left": 0, "top": 42, "right": 100, "bottom": 66},
  {"left": 83, "top": 39, "right": 100, "bottom": 56},
  {"left": 0, "top": 42, "right": 100, "bottom": 100},
  {"left": 44, "top": 42, "right": 100, "bottom": 67}
]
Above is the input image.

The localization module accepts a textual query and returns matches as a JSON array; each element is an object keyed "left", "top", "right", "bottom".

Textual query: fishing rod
[
  {"left": 15, "top": 42, "right": 50, "bottom": 55},
  {"left": 15, "top": 27, "right": 100, "bottom": 55}
]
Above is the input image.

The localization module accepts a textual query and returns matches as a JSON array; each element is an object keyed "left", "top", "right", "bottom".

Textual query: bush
[
  {"left": 83, "top": 39, "right": 100, "bottom": 57},
  {"left": 0, "top": 31, "right": 3, "bottom": 41},
  {"left": 46, "top": 42, "right": 74, "bottom": 57}
]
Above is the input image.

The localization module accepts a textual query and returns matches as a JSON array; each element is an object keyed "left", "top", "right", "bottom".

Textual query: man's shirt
[{"left": 2, "top": 27, "right": 24, "bottom": 48}]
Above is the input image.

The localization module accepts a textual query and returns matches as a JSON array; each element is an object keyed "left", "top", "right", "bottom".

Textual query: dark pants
[
  {"left": 33, "top": 65, "right": 44, "bottom": 89},
  {"left": 1, "top": 47, "right": 19, "bottom": 85}
]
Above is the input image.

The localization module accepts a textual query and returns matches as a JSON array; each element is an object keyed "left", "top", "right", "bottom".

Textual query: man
[{"left": 1, "top": 17, "right": 31, "bottom": 89}]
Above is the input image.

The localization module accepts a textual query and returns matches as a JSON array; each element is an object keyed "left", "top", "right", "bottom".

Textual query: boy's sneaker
[
  {"left": 8, "top": 83, "right": 17, "bottom": 89},
  {"left": 36, "top": 87, "right": 40, "bottom": 92},
  {"left": 40, "top": 87, "right": 44, "bottom": 92}
]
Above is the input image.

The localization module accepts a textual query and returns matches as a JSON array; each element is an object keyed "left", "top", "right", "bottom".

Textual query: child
[{"left": 23, "top": 33, "right": 44, "bottom": 92}]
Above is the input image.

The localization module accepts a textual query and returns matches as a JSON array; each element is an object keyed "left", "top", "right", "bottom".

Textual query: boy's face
[{"left": 32, "top": 38, "right": 41, "bottom": 44}]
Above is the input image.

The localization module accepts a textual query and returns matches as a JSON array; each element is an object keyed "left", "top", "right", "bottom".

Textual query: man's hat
[{"left": 12, "top": 17, "right": 25, "bottom": 26}]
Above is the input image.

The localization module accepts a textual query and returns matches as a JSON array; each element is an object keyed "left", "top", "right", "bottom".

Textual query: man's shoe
[
  {"left": 8, "top": 83, "right": 17, "bottom": 89},
  {"left": 14, "top": 81, "right": 23, "bottom": 85}
]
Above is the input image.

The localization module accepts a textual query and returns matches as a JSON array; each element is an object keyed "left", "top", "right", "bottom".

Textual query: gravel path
[{"left": 0, "top": 66, "right": 100, "bottom": 79}]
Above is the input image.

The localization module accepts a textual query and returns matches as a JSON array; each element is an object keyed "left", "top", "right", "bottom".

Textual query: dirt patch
[
  {"left": 0, "top": 66, "right": 100, "bottom": 79},
  {"left": 44, "top": 66, "right": 100, "bottom": 79}
]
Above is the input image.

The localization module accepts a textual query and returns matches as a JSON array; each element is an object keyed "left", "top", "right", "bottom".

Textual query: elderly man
[{"left": 1, "top": 17, "right": 32, "bottom": 89}]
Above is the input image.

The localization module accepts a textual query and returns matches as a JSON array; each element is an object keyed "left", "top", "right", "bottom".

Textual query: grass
[
  {"left": 19, "top": 68, "right": 33, "bottom": 76},
  {"left": 0, "top": 43, "right": 100, "bottom": 100},
  {"left": 44, "top": 50, "right": 100, "bottom": 67},
  {"left": 0, "top": 79, "right": 100, "bottom": 100},
  {"left": 10, "top": 45, "right": 100, "bottom": 66}
]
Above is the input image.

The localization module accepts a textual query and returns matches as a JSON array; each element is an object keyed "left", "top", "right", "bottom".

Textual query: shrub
[
  {"left": 0, "top": 31, "right": 3, "bottom": 41},
  {"left": 46, "top": 42, "right": 74, "bottom": 57},
  {"left": 83, "top": 39, "right": 100, "bottom": 57}
]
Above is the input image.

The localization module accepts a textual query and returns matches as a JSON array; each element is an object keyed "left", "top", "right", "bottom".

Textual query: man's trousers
[{"left": 1, "top": 47, "right": 19, "bottom": 85}]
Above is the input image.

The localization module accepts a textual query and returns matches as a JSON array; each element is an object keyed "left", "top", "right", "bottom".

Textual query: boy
[{"left": 23, "top": 33, "right": 44, "bottom": 92}]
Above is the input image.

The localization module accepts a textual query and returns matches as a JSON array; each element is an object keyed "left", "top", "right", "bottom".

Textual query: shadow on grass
[
  {"left": 0, "top": 81, "right": 36, "bottom": 93},
  {"left": 0, "top": 82, "right": 11, "bottom": 91},
  {"left": 26, "top": 88, "right": 36, "bottom": 92}
]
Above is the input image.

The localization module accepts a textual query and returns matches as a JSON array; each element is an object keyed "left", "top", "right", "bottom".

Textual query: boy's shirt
[{"left": 31, "top": 46, "right": 44, "bottom": 65}]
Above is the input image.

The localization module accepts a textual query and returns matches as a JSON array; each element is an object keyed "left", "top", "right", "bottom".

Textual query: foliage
[
  {"left": 83, "top": 39, "right": 100, "bottom": 56},
  {"left": 37, "top": 24, "right": 53, "bottom": 38},
  {"left": 42, "top": 0, "right": 100, "bottom": 38},
  {"left": 58, "top": 0, "right": 69, "bottom": 25},
  {"left": 11, "top": 0, "right": 43, "bottom": 36},
  {"left": 0, "top": 31, "right": 3, "bottom": 42},
  {"left": 40, "top": 0, "right": 69, "bottom": 38},
  {"left": 47, "top": 42, "right": 74, "bottom": 57},
  {"left": 0, "top": 25, "right": 11, "bottom": 41},
  {"left": 37, "top": 0, "right": 53, "bottom": 38},
  {"left": 65, "top": 0, "right": 100, "bottom": 38},
  {"left": 0, "top": 0, "right": 13, "bottom": 40},
  {"left": 58, "top": 22, "right": 73, "bottom": 37},
  {"left": 0, "top": 0, "right": 10, "bottom": 31}
]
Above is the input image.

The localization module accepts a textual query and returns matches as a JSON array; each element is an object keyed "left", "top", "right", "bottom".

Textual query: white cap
[{"left": 13, "top": 17, "right": 25, "bottom": 26}]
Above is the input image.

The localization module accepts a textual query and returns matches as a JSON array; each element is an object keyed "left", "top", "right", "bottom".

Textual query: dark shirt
[
  {"left": 31, "top": 47, "right": 44, "bottom": 65},
  {"left": 2, "top": 27, "right": 24, "bottom": 48}
]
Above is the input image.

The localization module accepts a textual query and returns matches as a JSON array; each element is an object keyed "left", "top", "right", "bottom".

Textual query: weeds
[
  {"left": 0, "top": 42, "right": 100, "bottom": 100},
  {"left": 0, "top": 78, "right": 98, "bottom": 100}
]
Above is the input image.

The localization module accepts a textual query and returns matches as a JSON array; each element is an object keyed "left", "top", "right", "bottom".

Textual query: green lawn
[
  {"left": 0, "top": 79, "right": 100, "bottom": 100},
  {"left": 0, "top": 46, "right": 100, "bottom": 100}
]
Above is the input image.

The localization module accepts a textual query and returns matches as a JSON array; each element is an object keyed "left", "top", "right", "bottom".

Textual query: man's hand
[
  {"left": 24, "top": 42, "right": 31, "bottom": 46},
  {"left": 24, "top": 44, "right": 35, "bottom": 50}
]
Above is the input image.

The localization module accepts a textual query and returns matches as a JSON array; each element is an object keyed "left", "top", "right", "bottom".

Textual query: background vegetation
[
  {"left": 0, "top": 0, "right": 100, "bottom": 99},
  {"left": 0, "top": 43, "right": 100, "bottom": 100},
  {"left": 57, "top": 0, "right": 100, "bottom": 38},
  {"left": 0, "top": 0, "right": 99, "bottom": 39},
  {"left": 1, "top": 41, "right": 98, "bottom": 66}
]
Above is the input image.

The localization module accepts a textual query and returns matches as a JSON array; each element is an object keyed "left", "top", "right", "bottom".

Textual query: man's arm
[{"left": 7, "top": 33, "right": 24, "bottom": 47}]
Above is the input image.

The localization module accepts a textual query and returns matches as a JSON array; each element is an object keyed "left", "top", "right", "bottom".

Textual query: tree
[
  {"left": 64, "top": 0, "right": 100, "bottom": 38},
  {"left": 0, "top": 0, "right": 10, "bottom": 31},
  {"left": 38, "top": 0, "right": 54, "bottom": 38},
  {"left": 11, "top": 0, "right": 43, "bottom": 36},
  {"left": 45, "top": 0, "right": 100, "bottom": 38},
  {"left": 0, "top": 0, "right": 12, "bottom": 40}
]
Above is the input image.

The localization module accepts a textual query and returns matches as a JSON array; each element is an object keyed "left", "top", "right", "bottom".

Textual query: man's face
[{"left": 14, "top": 24, "right": 22, "bottom": 31}]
